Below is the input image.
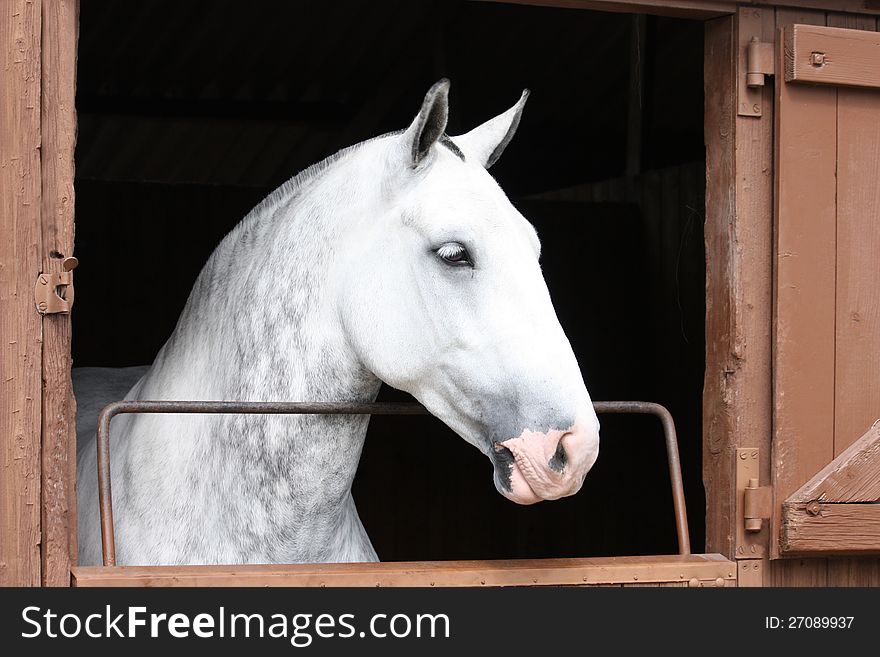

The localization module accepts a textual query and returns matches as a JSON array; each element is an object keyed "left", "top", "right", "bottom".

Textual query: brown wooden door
[{"left": 773, "top": 24, "right": 880, "bottom": 558}]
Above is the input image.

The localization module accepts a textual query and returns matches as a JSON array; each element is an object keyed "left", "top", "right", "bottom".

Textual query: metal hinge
[
  {"left": 34, "top": 256, "right": 78, "bottom": 315},
  {"left": 743, "top": 478, "right": 772, "bottom": 532},
  {"left": 735, "top": 447, "right": 771, "bottom": 558},
  {"left": 746, "top": 37, "right": 775, "bottom": 88},
  {"left": 738, "top": 30, "right": 776, "bottom": 118}
]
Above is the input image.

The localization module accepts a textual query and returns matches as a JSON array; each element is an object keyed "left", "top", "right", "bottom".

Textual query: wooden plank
[
  {"left": 733, "top": 6, "right": 776, "bottom": 567},
  {"left": 789, "top": 422, "right": 880, "bottom": 503},
  {"left": 834, "top": 87, "right": 880, "bottom": 454},
  {"left": 772, "top": 8, "right": 835, "bottom": 564},
  {"left": 799, "top": 11, "right": 880, "bottom": 588},
  {"left": 820, "top": 12, "right": 878, "bottom": 586},
  {"left": 480, "top": 0, "right": 736, "bottom": 20},
  {"left": 769, "top": 6, "right": 831, "bottom": 588},
  {"left": 826, "top": 557, "right": 880, "bottom": 585},
  {"left": 0, "top": 0, "right": 43, "bottom": 588},
  {"left": 39, "top": 0, "right": 78, "bottom": 588},
  {"left": 781, "top": 503, "right": 880, "bottom": 555},
  {"left": 71, "top": 554, "right": 737, "bottom": 588},
  {"left": 826, "top": 13, "right": 877, "bottom": 31},
  {"left": 484, "top": 1, "right": 880, "bottom": 17},
  {"left": 785, "top": 24, "right": 880, "bottom": 89},
  {"left": 702, "top": 14, "right": 737, "bottom": 560},
  {"left": 771, "top": 558, "right": 828, "bottom": 585},
  {"left": 764, "top": 1, "right": 880, "bottom": 15}
]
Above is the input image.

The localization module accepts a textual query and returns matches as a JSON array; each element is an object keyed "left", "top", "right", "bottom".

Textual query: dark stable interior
[{"left": 73, "top": 0, "right": 706, "bottom": 560}]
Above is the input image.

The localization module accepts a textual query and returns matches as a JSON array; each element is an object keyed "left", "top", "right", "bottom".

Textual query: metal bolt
[
  {"left": 715, "top": 578, "right": 726, "bottom": 587},
  {"left": 750, "top": 545, "right": 756, "bottom": 553},
  {"left": 754, "top": 563, "right": 759, "bottom": 570},
  {"left": 742, "top": 563, "right": 748, "bottom": 570},
  {"left": 480, "top": 580, "right": 485, "bottom": 585},
  {"left": 633, "top": 575, "right": 638, "bottom": 581},
  {"left": 806, "top": 500, "right": 821, "bottom": 516},
  {"left": 751, "top": 450, "right": 758, "bottom": 459},
  {"left": 38, "top": 302, "right": 47, "bottom": 311},
  {"left": 810, "top": 52, "right": 826, "bottom": 67},
  {"left": 688, "top": 578, "right": 700, "bottom": 588},
  {"left": 430, "top": 582, "right": 435, "bottom": 586},
  {"left": 740, "top": 452, "right": 747, "bottom": 460},
  {"left": 39, "top": 275, "right": 47, "bottom": 285}
]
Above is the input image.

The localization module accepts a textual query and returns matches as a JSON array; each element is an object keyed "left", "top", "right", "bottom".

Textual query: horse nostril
[{"left": 548, "top": 439, "right": 567, "bottom": 472}]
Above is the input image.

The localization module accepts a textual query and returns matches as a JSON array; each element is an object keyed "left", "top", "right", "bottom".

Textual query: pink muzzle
[{"left": 496, "top": 423, "right": 599, "bottom": 504}]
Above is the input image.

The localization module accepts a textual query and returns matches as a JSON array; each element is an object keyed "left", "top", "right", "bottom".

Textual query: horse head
[{"left": 336, "top": 80, "right": 600, "bottom": 505}]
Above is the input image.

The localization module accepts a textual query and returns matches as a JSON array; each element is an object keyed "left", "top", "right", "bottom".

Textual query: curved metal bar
[
  {"left": 96, "top": 399, "right": 689, "bottom": 566},
  {"left": 591, "top": 401, "right": 690, "bottom": 557}
]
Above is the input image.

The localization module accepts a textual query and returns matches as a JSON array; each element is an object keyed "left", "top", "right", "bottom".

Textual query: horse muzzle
[{"left": 492, "top": 421, "right": 599, "bottom": 504}]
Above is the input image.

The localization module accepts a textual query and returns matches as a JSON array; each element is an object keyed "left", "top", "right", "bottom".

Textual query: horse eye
[{"left": 436, "top": 243, "right": 472, "bottom": 266}]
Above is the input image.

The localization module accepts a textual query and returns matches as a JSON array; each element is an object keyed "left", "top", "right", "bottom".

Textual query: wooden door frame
[
  {"left": 0, "top": 0, "right": 78, "bottom": 587},
  {"left": 702, "top": 7, "right": 776, "bottom": 584},
  {"left": 0, "top": 0, "right": 45, "bottom": 588},
  {"left": 9, "top": 0, "right": 879, "bottom": 587},
  {"left": 0, "top": 0, "right": 745, "bottom": 590}
]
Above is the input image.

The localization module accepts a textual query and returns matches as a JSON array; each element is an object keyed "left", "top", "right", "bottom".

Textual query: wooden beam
[
  {"left": 480, "top": 1, "right": 735, "bottom": 19},
  {"left": 781, "top": 503, "right": 880, "bottom": 555},
  {"left": 0, "top": 0, "right": 43, "bottom": 587},
  {"left": 39, "top": 0, "right": 79, "bottom": 588},
  {"left": 785, "top": 24, "right": 880, "bottom": 89},
  {"left": 702, "top": 7, "right": 776, "bottom": 565},
  {"left": 72, "top": 554, "right": 736, "bottom": 587},
  {"left": 788, "top": 422, "right": 880, "bottom": 504},
  {"left": 481, "top": 1, "right": 880, "bottom": 19},
  {"left": 702, "top": 13, "right": 737, "bottom": 561},
  {"left": 771, "top": 6, "right": 834, "bottom": 563},
  {"left": 760, "top": 1, "right": 880, "bottom": 16},
  {"left": 781, "top": 423, "right": 880, "bottom": 555}
]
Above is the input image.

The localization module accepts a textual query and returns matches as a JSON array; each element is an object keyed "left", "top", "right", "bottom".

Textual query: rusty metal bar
[
  {"left": 591, "top": 401, "right": 690, "bottom": 558},
  {"left": 96, "top": 399, "right": 689, "bottom": 566}
]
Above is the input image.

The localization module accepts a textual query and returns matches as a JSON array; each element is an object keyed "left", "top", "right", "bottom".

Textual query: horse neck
[
  {"left": 150, "top": 147, "right": 381, "bottom": 405},
  {"left": 137, "top": 148, "right": 385, "bottom": 529}
]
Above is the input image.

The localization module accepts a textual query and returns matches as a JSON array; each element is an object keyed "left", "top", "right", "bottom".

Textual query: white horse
[{"left": 75, "top": 80, "right": 601, "bottom": 566}]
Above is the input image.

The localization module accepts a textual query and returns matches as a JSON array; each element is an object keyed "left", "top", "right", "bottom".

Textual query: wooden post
[
  {"left": 40, "top": 0, "right": 79, "bottom": 587},
  {"left": 703, "top": 8, "right": 775, "bottom": 567},
  {"left": 0, "top": 0, "right": 43, "bottom": 587}
]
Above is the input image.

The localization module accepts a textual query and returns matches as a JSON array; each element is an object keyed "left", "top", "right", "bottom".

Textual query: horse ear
[
  {"left": 452, "top": 89, "right": 529, "bottom": 169},
  {"left": 403, "top": 79, "right": 451, "bottom": 168}
]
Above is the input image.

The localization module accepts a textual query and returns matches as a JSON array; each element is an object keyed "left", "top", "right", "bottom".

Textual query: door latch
[{"left": 35, "top": 256, "right": 78, "bottom": 315}]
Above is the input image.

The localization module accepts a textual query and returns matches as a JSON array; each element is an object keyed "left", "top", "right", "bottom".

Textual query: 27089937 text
[{"left": 765, "top": 616, "right": 855, "bottom": 630}]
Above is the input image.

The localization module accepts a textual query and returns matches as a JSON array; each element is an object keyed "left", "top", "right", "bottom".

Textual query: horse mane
[{"left": 245, "top": 130, "right": 465, "bottom": 223}]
